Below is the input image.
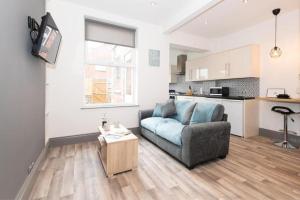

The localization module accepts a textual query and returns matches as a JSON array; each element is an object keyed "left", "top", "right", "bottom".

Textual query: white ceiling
[
  {"left": 178, "top": 0, "right": 300, "bottom": 38},
  {"left": 62, "top": 0, "right": 209, "bottom": 26},
  {"left": 170, "top": 43, "right": 208, "bottom": 53}
]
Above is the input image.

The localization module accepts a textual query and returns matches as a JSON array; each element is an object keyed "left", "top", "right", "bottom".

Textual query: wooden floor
[{"left": 29, "top": 136, "right": 300, "bottom": 200}]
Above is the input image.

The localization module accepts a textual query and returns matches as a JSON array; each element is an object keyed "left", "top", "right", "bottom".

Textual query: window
[{"left": 84, "top": 19, "right": 136, "bottom": 106}]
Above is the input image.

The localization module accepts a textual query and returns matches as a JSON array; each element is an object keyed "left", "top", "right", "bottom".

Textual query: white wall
[
  {"left": 45, "top": 1, "right": 171, "bottom": 140},
  {"left": 46, "top": 0, "right": 300, "bottom": 140},
  {"left": 210, "top": 9, "right": 300, "bottom": 135}
]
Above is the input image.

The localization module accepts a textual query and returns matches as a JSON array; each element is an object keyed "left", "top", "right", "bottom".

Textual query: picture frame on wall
[
  {"left": 266, "top": 88, "right": 285, "bottom": 97},
  {"left": 148, "top": 49, "right": 160, "bottom": 67}
]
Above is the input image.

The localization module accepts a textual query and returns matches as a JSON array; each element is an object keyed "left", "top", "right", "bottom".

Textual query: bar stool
[{"left": 271, "top": 106, "right": 299, "bottom": 149}]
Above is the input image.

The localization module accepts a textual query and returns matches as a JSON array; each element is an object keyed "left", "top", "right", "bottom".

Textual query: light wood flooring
[{"left": 29, "top": 136, "right": 300, "bottom": 200}]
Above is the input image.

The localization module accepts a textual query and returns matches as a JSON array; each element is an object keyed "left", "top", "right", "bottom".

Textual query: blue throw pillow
[
  {"left": 152, "top": 103, "right": 163, "bottom": 117},
  {"left": 161, "top": 100, "right": 176, "bottom": 117},
  {"left": 190, "top": 102, "right": 224, "bottom": 124},
  {"left": 152, "top": 100, "right": 176, "bottom": 118},
  {"left": 172, "top": 100, "right": 196, "bottom": 125}
]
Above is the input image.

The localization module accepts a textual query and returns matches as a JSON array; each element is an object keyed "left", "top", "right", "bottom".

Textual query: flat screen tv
[{"left": 31, "top": 12, "right": 62, "bottom": 64}]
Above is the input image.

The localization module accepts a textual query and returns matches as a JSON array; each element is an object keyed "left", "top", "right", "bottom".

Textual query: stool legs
[{"left": 274, "top": 114, "right": 296, "bottom": 149}]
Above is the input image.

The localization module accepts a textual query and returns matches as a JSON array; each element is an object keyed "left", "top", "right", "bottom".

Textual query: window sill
[{"left": 81, "top": 104, "right": 139, "bottom": 109}]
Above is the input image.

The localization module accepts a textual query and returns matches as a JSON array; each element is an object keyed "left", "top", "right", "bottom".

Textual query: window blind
[{"left": 85, "top": 19, "right": 136, "bottom": 48}]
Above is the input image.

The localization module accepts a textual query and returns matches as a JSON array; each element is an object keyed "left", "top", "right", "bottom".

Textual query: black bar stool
[{"left": 271, "top": 106, "right": 299, "bottom": 149}]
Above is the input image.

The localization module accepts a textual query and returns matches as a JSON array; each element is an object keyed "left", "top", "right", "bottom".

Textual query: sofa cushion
[
  {"left": 141, "top": 117, "right": 164, "bottom": 133},
  {"left": 190, "top": 102, "right": 224, "bottom": 124},
  {"left": 156, "top": 118, "right": 185, "bottom": 146},
  {"left": 171, "top": 100, "right": 196, "bottom": 125},
  {"left": 152, "top": 100, "right": 176, "bottom": 118},
  {"left": 152, "top": 104, "right": 163, "bottom": 117},
  {"left": 161, "top": 100, "right": 176, "bottom": 117}
]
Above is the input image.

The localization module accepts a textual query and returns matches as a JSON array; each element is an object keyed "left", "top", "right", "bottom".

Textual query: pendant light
[{"left": 270, "top": 8, "right": 282, "bottom": 58}]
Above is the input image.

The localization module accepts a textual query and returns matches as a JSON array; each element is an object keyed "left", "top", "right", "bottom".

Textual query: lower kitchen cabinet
[
  {"left": 222, "top": 100, "right": 244, "bottom": 137},
  {"left": 176, "top": 96, "right": 259, "bottom": 138}
]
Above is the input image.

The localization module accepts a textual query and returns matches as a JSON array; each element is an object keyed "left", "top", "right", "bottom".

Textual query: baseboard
[
  {"left": 48, "top": 128, "right": 140, "bottom": 147},
  {"left": 15, "top": 142, "right": 50, "bottom": 200},
  {"left": 259, "top": 128, "right": 300, "bottom": 147},
  {"left": 48, "top": 132, "right": 100, "bottom": 147}
]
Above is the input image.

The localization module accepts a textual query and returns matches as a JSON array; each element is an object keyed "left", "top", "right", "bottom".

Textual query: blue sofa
[{"left": 139, "top": 100, "right": 231, "bottom": 169}]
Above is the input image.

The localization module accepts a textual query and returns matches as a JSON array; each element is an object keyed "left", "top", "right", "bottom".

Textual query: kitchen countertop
[
  {"left": 258, "top": 97, "right": 300, "bottom": 104},
  {"left": 175, "top": 94, "right": 255, "bottom": 100}
]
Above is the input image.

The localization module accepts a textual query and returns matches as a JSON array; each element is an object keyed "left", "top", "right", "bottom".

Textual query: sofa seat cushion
[
  {"left": 141, "top": 117, "right": 164, "bottom": 133},
  {"left": 190, "top": 102, "right": 224, "bottom": 124},
  {"left": 171, "top": 100, "right": 196, "bottom": 125},
  {"left": 156, "top": 118, "right": 185, "bottom": 146}
]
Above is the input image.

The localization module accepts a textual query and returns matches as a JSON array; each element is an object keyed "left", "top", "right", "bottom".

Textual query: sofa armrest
[
  {"left": 138, "top": 109, "right": 154, "bottom": 126},
  {"left": 181, "top": 121, "right": 231, "bottom": 167}
]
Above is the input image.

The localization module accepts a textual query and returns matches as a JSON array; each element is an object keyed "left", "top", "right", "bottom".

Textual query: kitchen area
[{"left": 169, "top": 44, "right": 260, "bottom": 138}]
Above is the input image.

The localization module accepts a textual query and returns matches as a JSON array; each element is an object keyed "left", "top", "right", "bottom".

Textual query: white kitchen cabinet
[
  {"left": 176, "top": 96, "right": 195, "bottom": 101},
  {"left": 228, "top": 45, "right": 260, "bottom": 78},
  {"left": 176, "top": 96, "right": 259, "bottom": 138},
  {"left": 186, "top": 58, "right": 210, "bottom": 81},
  {"left": 194, "top": 97, "right": 208, "bottom": 102},
  {"left": 186, "top": 44, "right": 260, "bottom": 81},
  {"left": 185, "top": 61, "right": 193, "bottom": 81},
  {"left": 185, "top": 60, "right": 200, "bottom": 81},
  {"left": 197, "top": 56, "right": 211, "bottom": 81},
  {"left": 209, "top": 52, "right": 229, "bottom": 80},
  {"left": 222, "top": 100, "right": 244, "bottom": 137}
]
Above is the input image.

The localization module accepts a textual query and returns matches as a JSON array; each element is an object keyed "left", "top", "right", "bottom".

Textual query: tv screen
[{"left": 32, "top": 12, "right": 62, "bottom": 64}]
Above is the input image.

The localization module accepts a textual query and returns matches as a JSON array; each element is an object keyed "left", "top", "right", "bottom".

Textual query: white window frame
[
  {"left": 83, "top": 41, "right": 138, "bottom": 108},
  {"left": 82, "top": 19, "right": 138, "bottom": 109}
]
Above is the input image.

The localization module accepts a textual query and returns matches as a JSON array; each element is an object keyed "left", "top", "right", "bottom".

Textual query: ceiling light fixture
[
  {"left": 149, "top": 1, "right": 157, "bottom": 6},
  {"left": 241, "top": 0, "right": 248, "bottom": 3},
  {"left": 270, "top": 8, "right": 282, "bottom": 58}
]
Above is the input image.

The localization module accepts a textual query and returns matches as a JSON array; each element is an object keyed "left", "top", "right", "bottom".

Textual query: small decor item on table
[
  {"left": 114, "top": 121, "right": 120, "bottom": 128},
  {"left": 103, "top": 124, "right": 110, "bottom": 131},
  {"left": 101, "top": 113, "right": 108, "bottom": 127},
  {"left": 186, "top": 85, "right": 193, "bottom": 96},
  {"left": 266, "top": 88, "right": 285, "bottom": 98}
]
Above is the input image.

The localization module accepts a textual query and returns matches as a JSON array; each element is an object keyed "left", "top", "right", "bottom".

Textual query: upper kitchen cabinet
[
  {"left": 209, "top": 52, "right": 229, "bottom": 80},
  {"left": 186, "top": 56, "right": 210, "bottom": 81},
  {"left": 187, "top": 44, "right": 260, "bottom": 81},
  {"left": 185, "top": 59, "right": 198, "bottom": 81},
  {"left": 228, "top": 45, "right": 260, "bottom": 79}
]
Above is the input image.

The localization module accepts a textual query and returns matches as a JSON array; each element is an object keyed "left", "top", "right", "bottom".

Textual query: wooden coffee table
[{"left": 97, "top": 125, "right": 138, "bottom": 177}]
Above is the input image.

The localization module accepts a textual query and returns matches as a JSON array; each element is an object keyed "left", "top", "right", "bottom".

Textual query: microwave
[{"left": 209, "top": 87, "right": 230, "bottom": 96}]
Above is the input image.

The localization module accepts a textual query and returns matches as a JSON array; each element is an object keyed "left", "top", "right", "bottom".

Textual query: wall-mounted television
[{"left": 28, "top": 12, "right": 62, "bottom": 64}]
